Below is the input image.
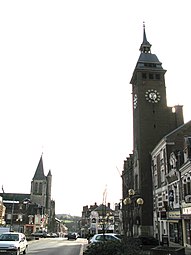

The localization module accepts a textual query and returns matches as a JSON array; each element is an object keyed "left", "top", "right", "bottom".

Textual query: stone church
[
  {"left": 30, "top": 154, "right": 52, "bottom": 216},
  {"left": 0, "top": 155, "right": 55, "bottom": 233}
]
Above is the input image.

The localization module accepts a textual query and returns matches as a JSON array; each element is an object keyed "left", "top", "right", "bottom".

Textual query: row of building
[
  {"left": 80, "top": 202, "right": 122, "bottom": 238},
  {"left": 0, "top": 155, "right": 66, "bottom": 236},
  {"left": 152, "top": 126, "right": 191, "bottom": 246}
]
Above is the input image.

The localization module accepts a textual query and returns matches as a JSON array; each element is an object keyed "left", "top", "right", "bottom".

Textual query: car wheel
[{"left": 23, "top": 246, "right": 27, "bottom": 254}]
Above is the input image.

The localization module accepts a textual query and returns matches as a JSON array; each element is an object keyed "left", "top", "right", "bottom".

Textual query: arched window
[
  {"left": 39, "top": 183, "right": 42, "bottom": 195},
  {"left": 34, "top": 182, "right": 38, "bottom": 194}
]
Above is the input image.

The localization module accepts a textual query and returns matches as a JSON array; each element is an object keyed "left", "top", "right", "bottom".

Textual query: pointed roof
[
  {"left": 139, "top": 22, "right": 152, "bottom": 53},
  {"left": 138, "top": 23, "right": 162, "bottom": 66},
  {"left": 47, "top": 170, "right": 52, "bottom": 176},
  {"left": 130, "top": 23, "right": 164, "bottom": 84},
  {"left": 32, "top": 155, "right": 46, "bottom": 180}
]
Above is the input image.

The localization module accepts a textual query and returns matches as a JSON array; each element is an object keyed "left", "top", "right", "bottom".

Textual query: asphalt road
[{"left": 27, "top": 237, "right": 88, "bottom": 255}]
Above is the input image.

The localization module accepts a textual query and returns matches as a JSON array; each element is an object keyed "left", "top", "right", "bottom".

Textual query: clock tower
[{"left": 129, "top": 24, "right": 184, "bottom": 235}]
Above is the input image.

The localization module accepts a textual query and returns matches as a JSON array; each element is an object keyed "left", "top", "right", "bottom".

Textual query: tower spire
[
  {"left": 32, "top": 155, "right": 46, "bottom": 180},
  {"left": 139, "top": 22, "right": 152, "bottom": 53}
]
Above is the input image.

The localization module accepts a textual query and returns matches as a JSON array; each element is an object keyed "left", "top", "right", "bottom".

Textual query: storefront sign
[
  {"left": 168, "top": 210, "right": 180, "bottom": 219},
  {"left": 182, "top": 207, "right": 191, "bottom": 215}
]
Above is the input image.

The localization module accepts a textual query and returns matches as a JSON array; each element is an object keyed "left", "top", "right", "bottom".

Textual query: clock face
[
  {"left": 145, "top": 89, "right": 160, "bottom": 103},
  {"left": 133, "top": 94, "right": 138, "bottom": 109}
]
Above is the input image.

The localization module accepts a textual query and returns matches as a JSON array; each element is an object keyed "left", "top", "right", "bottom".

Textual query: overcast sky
[{"left": 0, "top": 1, "right": 191, "bottom": 216}]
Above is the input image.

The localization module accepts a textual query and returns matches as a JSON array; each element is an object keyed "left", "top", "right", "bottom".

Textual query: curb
[{"left": 80, "top": 244, "right": 84, "bottom": 255}]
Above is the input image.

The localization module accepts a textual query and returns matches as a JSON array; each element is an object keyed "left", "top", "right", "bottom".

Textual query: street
[{"left": 27, "top": 237, "right": 88, "bottom": 255}]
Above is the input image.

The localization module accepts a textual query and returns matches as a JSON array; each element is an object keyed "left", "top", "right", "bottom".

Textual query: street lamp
[{"left": 123, "top": 189, "right": 144, "bottom": 237}]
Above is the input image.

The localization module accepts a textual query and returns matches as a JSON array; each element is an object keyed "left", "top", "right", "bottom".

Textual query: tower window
[
  {"left": 142, "top": 73, "right": 147, "bottom": 79},
  {"left": 39, "top": 183, "right": 42, "bottom": 195},
  {"left": 34, "top": 182, "right": 38, "bottom": 194},
  {"left": 155, "top": 74, "right": 160, "bottom": 80},
  {"left": 149, "top": 73, "right": 154, "bottom": 79},
  {"left": 144, "top": 63, "right": 156, "bottom": 68}
]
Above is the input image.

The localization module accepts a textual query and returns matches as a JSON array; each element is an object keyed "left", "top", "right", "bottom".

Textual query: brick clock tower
[{"left": 126, "top": 24, "right": 184, "bottom": 235}]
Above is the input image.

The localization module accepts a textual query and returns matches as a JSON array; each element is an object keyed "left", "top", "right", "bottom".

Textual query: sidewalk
[{"left": 169, "top": 242, "right": 191, "bottom": 255}]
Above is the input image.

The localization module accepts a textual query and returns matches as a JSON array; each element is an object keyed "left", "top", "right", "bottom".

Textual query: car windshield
[
  {"left": 0, "top": 234, "right": 19, "bottom": 241},
  {"left": 95, "top": 235, "right": 105, "bottom": 241},
  {"left": 115, "top": 234, "right": 122, "bottom": 239}
]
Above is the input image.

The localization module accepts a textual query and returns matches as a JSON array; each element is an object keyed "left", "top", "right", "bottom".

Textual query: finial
[
  {"left": 41, "top": 146, "right": 44, "bottom": 157},
  {"left": 139, "top": 22, "right": 151, "bottom": 53}
]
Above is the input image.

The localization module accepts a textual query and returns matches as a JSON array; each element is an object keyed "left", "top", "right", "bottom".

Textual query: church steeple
[
  {"left": 139, "top": 22, "right": 152, "bottom": 53},
  {"left": 32, "top": 155, "right": 46, "bottom": 180}
]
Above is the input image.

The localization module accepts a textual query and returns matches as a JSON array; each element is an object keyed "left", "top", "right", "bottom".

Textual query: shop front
[
  {"left": 182, "top": 205, "right": 191, "bottom": 246},
  {"left": 167, "top": 209, "right": 182, "bottom": 245}
]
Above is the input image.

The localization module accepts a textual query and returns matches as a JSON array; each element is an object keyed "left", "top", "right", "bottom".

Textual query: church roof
[
  {"left": 32, "top": 155, "right": 46, "bottom": 180},
  {"left": 0, "top": 193, "right": 30, "bottom": 202}
]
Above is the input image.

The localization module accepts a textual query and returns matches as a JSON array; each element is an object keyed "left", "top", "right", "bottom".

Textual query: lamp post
[{"left": 123, "top": 189, "right": 144, "bottom": 237}]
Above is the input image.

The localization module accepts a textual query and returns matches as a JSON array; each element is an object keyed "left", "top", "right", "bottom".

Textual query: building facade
[
  {"left": 80, "top": 202, "right": 122, "bottom": 238},
  {"left": 151, "top": 121, "right": 191, "bottom": 245},
  {"left": 0, "top": 196, "right": 6, "bottom": 226},
  {"left": 122, "top": 24, "right": 184, "bottom": 236},
  {"left": 178, "top": 137, "right": 191, "bottom": 247}
]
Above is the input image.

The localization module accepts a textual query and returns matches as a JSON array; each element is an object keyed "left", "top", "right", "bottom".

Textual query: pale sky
[{"left": 0, "top": 1, "right": 191, "bottom": 216}]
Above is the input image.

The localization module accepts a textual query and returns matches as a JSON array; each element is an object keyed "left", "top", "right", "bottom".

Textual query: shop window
[{"left": 186, "top": 220, "right": 191, "bottom": 245}]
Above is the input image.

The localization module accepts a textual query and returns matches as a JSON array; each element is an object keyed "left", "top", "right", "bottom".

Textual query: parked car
[
  {"left": 89, "top": 233, "right": 122, "bottom": 244},
  {"left": 0, "top": 232, "right": 28, "bottom": 254},
  {"left": 68, "top": 232, "right": 78, "bottom": 240},
  {"left": 31, "top": 231, "right": 49, "bottom": 238},
  {"left": 49, "top": 233, "right": 58, "bottom": 238}
]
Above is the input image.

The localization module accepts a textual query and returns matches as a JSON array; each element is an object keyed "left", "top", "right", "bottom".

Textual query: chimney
[{"left": 173, "top": 105, "right": 184, "bottom": 127}]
